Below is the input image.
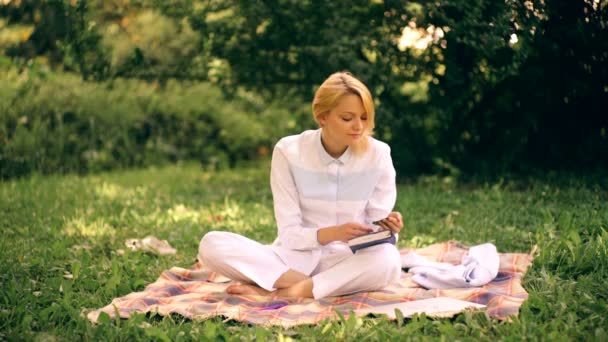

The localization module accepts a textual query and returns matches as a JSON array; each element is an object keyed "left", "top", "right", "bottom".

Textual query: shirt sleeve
[
  {"left": 270, "top": 145, "right": 322, "bottom": 251},
  {"left": 365, "top": 145, "right": 397, "bottom": 223}
]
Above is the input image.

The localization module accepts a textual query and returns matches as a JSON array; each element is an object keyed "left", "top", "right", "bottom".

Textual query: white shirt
[{"left": 269, "top": 129, "right": 397, "bottom": 275}]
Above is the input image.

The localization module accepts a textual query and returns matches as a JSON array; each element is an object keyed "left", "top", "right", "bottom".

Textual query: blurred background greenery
[{"left": 1, "top": 0, "right": 607, "bottom": 180}]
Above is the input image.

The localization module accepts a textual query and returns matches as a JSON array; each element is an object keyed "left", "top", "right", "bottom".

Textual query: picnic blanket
[{"left": 87, "top": 241, "right": 534, "bottom": 327}]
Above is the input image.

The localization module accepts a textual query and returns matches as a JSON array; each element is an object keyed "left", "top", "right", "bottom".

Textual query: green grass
[{"left": 1, "top": 162, "right": 607, "bottom": 340}]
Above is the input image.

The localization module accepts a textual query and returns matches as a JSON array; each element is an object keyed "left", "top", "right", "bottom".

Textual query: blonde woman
[{"left": 198, "top": 72, "right": 404, "bottom": 299}]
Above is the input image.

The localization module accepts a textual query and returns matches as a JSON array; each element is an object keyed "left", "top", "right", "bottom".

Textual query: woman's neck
[{"left": 320, "top": 130, "right": 347, "bottom": 159}]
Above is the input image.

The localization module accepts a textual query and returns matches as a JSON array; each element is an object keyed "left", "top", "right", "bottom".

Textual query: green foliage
[
  {"left": 0, "top": 0, "right": 71, "bottom": 64},
  {"left": 100, "top": 9, "right": 201, "bottom": 78},
  {"left": 196, "top": 0, "right": 608, "bottom": 175},
  {"left": 194, "top": 0, "right": 443, "bottom": 173},
  {"left": 0, "top": 66, "right": 308, "bottom": 179},
  {"left": 1, "top": 0, "right": 607, "bottom": 177},
  {"left": 424, "top": 0, "right": 608, "bottom": 174},
  {"left": 1, "top": 165, "right": 607, "bottom": 339},
  {"left": 61, "top": 0, "right": 111, "bottom": 81}
]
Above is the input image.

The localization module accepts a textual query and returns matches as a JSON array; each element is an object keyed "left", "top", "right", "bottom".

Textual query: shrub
[{"left": 0, "top": 66, "right": 308, "bottom": 179}]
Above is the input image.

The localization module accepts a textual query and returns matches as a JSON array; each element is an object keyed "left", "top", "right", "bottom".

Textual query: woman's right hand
[{"left": 317, "top": 223, "right": 373, "bottom": 245}]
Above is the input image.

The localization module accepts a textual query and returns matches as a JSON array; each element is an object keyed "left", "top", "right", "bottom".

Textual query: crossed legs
[
  {"left": 198, "top": 231, "right": 314, "bottom": 297},
  {"left": 227, "top": 269, "right": 314, "bottom": 297},
  {"left": 198, "top": 231, "right": 401, "bottom": 299}
]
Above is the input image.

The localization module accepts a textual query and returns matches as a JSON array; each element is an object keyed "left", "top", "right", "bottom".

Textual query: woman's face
[{"left": 319, "top": 94, "right": 368, "bottom": 150}]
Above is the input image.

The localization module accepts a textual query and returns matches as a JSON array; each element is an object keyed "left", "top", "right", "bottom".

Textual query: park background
[
  {"left": 1, "top": 0, "right": 607, "bottom": 340},
  {"left": 1, "top": 0, "right": 606, "bottom": 179}
]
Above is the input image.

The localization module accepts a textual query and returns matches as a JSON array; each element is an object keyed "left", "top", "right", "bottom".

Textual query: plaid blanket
[{"left": 87, "top": 241, "right": 534, "bottom": 327}]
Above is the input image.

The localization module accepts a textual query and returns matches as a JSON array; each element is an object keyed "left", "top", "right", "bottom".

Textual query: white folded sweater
[{"left": 401, "top": 243, "right": 499, "bottom": 289}]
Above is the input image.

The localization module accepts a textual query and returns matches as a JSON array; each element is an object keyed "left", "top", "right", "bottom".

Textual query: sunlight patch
[
  {"left": 64, "top": 217, "right": 115, "bottom": 238},
  {"left": 167, "top": 204, "right": 201, "bottom": 223},
  {"left": 398, "top": 21, "right": 445, "bottom": 51},
  {"left": 94, "top": 182, "right": 148, "bottom": 201},
  {"left": 407, "top": 235, "right": 437, "bottom": 248},
  {"left": 207, "top": 199, "right": 252, "bottom": 233}
]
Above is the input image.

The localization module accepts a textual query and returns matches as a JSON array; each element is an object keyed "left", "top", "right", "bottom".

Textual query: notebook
[{"left": 348, "top": 229, "right": 396, "bottom": 252}]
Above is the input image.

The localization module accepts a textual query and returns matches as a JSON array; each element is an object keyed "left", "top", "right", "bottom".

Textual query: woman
[{"left": 198, "top": 72, "right": 403, "bottom": 299}]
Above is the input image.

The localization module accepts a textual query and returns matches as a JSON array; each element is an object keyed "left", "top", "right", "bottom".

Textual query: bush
[{"left": 0, "top": 66, "right": 309, "bottom": 179}]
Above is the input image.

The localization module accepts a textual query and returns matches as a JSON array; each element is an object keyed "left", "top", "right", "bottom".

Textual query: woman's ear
[{"left": 317, "top": 112, "right": 328, "bottom": 127}]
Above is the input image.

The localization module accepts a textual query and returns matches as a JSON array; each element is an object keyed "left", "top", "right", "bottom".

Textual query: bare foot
[{"left": 226, "top": 283, "right": 271, "bottom": 296}]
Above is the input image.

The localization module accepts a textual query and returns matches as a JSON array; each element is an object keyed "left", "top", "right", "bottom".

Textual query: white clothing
[
  {"left": 198, "top": 231, "right": 402, "bottom": 299},
  {"left": 401, "top": 243, "right": 499, "bottom": 289},
  {"left": 269, "top": 129, "right": 397, "bottom": 275},
  {"left": 198, "top": 129, "right": 401, "bottom": 298}
]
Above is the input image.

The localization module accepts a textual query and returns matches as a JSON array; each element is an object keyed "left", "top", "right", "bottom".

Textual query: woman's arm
[
  {"left": 317, "top": 223, "right": 373, "bottom": 245},
  {"left": 271, "top": 145, "right": 323, "bottom": 250},
  {"left": 365, "top": 144, "right": 398, "bottom": 225}
]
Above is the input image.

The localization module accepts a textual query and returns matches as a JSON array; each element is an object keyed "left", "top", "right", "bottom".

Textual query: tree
[
  {"left": 3, "top": 0, "right": 606, "bottom": 175},
  {"left": 195, "top": 0, "right": 608, "bottom": 175},
  {"left": 426, "top": 0, "right": 608, "bottom": 174}
]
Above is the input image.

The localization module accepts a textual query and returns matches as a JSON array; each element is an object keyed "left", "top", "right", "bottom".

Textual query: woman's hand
[
  {"left": 317, "top": 223, "right": 373, "bottom": 245},
  {"left": 376, "top": 211, "right": 404, "bottom": 234},
  {"left": 338, "top": 223, "right": 374, "bottom": 241}
]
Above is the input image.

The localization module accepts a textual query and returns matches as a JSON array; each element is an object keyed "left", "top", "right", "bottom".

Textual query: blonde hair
[{"left": 312, "top": 72, "right": 375, "bottom": 154}]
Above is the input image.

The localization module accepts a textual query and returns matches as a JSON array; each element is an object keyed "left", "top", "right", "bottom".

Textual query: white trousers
[{"left": 198, "top": 231, "right": 402, "bottom": 299}]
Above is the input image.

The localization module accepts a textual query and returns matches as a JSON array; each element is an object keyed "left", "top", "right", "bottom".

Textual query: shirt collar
[{"left": 315, "top": 129, "right": 352, "bottom": 165}]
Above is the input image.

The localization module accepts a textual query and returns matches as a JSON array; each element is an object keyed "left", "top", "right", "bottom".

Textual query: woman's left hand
[{"left": 377, "top": 211, "right": 404, "bottom": 234}]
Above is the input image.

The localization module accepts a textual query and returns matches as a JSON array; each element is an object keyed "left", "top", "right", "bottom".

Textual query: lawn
[{"left": 1, "top": 162, "right": 606, "bottom": 340}]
